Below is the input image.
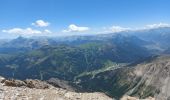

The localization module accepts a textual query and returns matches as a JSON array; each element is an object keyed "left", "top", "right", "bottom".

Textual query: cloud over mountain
[
  {"left": 32, "top": 20, "right": 50, "bottom": 27},
  {"left": 2, "top": 28, "right": 51, "bottom": 36},
  {"left": 62, "top": 24, "right": 89, "bottom": 32},
  {"left": 2, "top": 28, "right": 42, "bottom": 35},
  {"left": 110, "top": 26, "right": 130, "bottom": 33},
  {"left": 145, "top": 23, "right": 170, "bottom": 29}
]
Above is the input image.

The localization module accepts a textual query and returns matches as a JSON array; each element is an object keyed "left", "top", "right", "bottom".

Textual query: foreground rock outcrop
[{"left": 0, "top": 76, "right": 112, "bottom": 100}]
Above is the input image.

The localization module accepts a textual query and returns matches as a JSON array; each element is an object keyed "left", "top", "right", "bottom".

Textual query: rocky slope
[
  {"left": 125, "top": 55, "right": 170, "bottom": 100},
  {"left": 0, "top": 76, "right": 113, "bottom": 100}
]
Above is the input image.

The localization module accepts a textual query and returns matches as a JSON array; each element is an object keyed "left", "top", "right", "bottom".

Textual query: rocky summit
[
  {"left": 0, "top": 76, "right": 157, "bottom": 100},
  {"left": 0, "top": 76, "right": 113, "bottom": 100}
]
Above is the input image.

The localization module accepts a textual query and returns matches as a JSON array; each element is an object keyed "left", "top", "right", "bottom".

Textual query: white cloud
[
  {"left": 100, "top": 23, "right": 170, "bottom": 34},
  {"left": 98, "top": 26, "right": 130, "bottom": 34},
  {"left": 145, "top": 23, "right": 170, "bottom": 29},
  {"left": 109, "top": 26, "right": 130, "bottom": 33},
  {"left": 62, "top": 24, "right": 89, "bottom": 32},
  {"left": 44, "top": 29, "right": 52, "bottom": 33},
  {"left": 2, "top": 28, "right": 52, "bottom": 36},
  {"left": 2, "top": 28, "right": 42, "bottom": 35},
  {"left": 32, "top": 20, "right": 50, "bottom": 27}
]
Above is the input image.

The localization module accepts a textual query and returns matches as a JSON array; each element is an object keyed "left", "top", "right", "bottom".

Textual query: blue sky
[{"left": 0, "top": 0, "right": 170, "bottom": 38}]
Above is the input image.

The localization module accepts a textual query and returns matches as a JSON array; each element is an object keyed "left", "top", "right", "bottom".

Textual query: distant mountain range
[
  {"left": 0, "top": 34, "right": 151, "bottom": 80},
  {"left": 132, "top": 27, "right": 170, "bottom": 48}
]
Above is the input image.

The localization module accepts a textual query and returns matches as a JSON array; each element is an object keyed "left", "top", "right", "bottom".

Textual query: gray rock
[
  {"left": 47, "top": 78, "right": 76, "bottom": 91},
  {"left": 0, "top": 76, "right": 5, "bottom": 83},
  {"left": 3, "top": 79, "right": 27, "bottom": 87},
  {"left": 24, "top": 79, "right": 49, "bottom": 89}
]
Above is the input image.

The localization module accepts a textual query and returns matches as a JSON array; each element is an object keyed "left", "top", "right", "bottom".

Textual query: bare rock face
[
  {"left": 3, "top": 79, "right": 26, "bottom": 87},
  {"left": 47, "top": 78, "right": 76, "bottom": 91},
  {"left": 24, "top": 79, "right": 49, "bottom": 89},
  {"left": 1, "top": 78, "right": 50, "bottom": 89},
  {"left": 0, "top": 77, "right": 113, "bottom": 100},
  {"left": 123, "top": 56, "right": 170, "bottom": 100}
]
